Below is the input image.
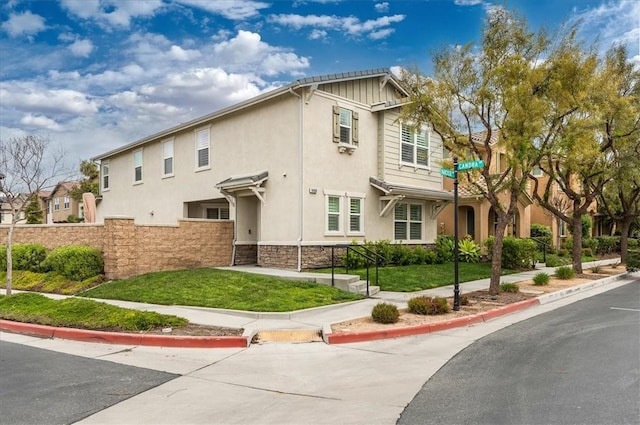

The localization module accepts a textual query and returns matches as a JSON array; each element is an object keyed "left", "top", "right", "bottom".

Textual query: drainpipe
[{"left": 289, "top": 87, "right": 303, "bottom": 271}]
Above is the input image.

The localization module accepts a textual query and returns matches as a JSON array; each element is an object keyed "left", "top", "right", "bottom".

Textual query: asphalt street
[
  {"left": 397, "top": 278, "right": 640, "bottom": 425},
  {"left": 0, "top": 342, "right": 178, "bottom": 425}
]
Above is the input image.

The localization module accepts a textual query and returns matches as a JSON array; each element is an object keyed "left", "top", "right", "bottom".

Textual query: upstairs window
[
  {"left": 133, "top": 149, "right": 143, "bottom": 183},
  {"left": 63, "top": 195, "right": 70, "bottom": 210},
  {"left": 394, "top": 203, "right": 422, "bottom": 241},
  {"left": 401, "top": 125, "right": 429, "bottom": 168},
  {"left": 195, "top": 127, "right": 210, "bottom": 169},
  {"left": 163, "top": 139, "right": 174, "bottom": 177},
  {"left": 102, "top": 162, "right": 110, "bottom": 191},
  {"left": 333, "top": 106, "right": 359, "bottom": 147},
  {"left": 54, "top": 197, "right": 60, "bottom": 211}
]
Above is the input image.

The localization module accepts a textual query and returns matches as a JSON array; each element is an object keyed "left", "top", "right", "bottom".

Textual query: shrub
[
  {"left": 390, "top": 244, "right": 413, "bottom": 266},
  {"left": 582, "top": 237, "right": 598, "bottom": 252},
  {"left": 371, "top": 302, "right": 400, "bottom": 324},
  {"left": 407, "top": 296, "right": 450, "bottom": 315},
  {"left": 373, "top": 240, "right": 393, "bottom": 264},
  {"left": 555, "top": 266, "right": 576, "bottom": 280},
  {"left": 423, "top": 250, "right": 439, "bottom": 265},
  {"left": 484, "top": 236, "right": 537, "bottom": 269},
  {"left": 460, "top": 294, "right": 469, "bottom": 306},
  {"left": 458, "top": 238, "right": 480, "bottom": 263},
  {"left": 581, "top": 248, "right": 593, "bottom": 258},
  {"left": 41, "top": 246, "right": 104, "bottom": 281},
  {"left": 627, "top": 249, "right": 640, "bottom": 272},
  {"left": 557, "top": 249, "right": 568, "bottom": 257},
  {"left": 500, "top": 283, "right": 519, "bottom": 293},
  {"left": 590, "top": 265, "right": 602, "bottom": 273},
  {"left": 544, "top": 255, "right": 570, "bottom": 267},
  {"left": 532, "top": 272, "right": 550, "bottom": 286},
  {"left": 435, "top": 235, "right": 455, "bottom": 262},
  {"left": 594, "top": 236, "right": 619, "bottom": 255},
  {"left": 342, "top": 245, "right": 367, "bottom": 270},
  {"left": 5, "top": 244, "right": 48, "bottom": 272},
  {"left": 628, "top": 238, "right": 639, "bottom": 249},
  {"left": 410, "top": 246, "right": 429, "bottom": 265},
  {"left": 530, "top": 224, "right": 552, "bottom": 247}
]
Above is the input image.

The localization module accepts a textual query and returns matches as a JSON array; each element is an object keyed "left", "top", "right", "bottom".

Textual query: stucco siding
[{"left": 318, "top": 77, "right": 402, "bottom": 105}]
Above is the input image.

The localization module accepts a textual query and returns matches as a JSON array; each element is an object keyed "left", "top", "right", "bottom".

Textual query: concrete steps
[{"left": 314, "top": 274, "right": 379, "bottom": 296}]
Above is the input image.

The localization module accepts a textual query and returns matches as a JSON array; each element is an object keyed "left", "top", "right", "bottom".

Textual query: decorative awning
[
  {"left": 369, "top": 177, "right": 453, "bottom": 219},
  {"left": 216, "top": 171, "right": 268, "bottom": 206}
]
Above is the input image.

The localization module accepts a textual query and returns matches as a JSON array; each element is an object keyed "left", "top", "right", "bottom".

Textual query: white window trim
[
  {"left": 101, "top": 162, "right": 110, "bottom": 192},
  {"left": 54, "top": 197, "right": 60, "bottom": 211},
  {"left": 400, "top": 124, "right": 431, "bottom": 170},
  {"left": 63, "top": 195, "right": 70, "bottom": 210},
  {"left": 393, "top": 202, "right": 424, "bottom": 242},
  {"left": 195, "top": 125, "right": 211, "bottom": 171},
  {"left": 346, "top": 192, "right": 366, "bottom": 236},
  {"left": 324, "top": 190, "right": 344, "bottom": 236},
  {"left": 133, "top": 149, "right": 143, "bottom": 185},
  {"left": 162, "top": 138, "right": 175, "bottom": 178}
]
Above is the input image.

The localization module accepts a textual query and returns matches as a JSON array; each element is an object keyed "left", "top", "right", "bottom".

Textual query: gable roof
[
  {"left": 92, "top": 68, "right": 405, "bottom": 161},
  {"left": 49, "top": 181, "right": 79, "bottom": 198}
]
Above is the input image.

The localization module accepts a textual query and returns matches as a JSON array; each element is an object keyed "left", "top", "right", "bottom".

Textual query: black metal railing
[
  {"left": 329, "top": 244, "right": 386, "bottom": 297},
  {"left": 529, "top": 237, "right": 550, "bottom": 265}
]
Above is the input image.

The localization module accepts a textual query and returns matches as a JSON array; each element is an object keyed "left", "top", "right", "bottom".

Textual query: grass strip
[{"left": 0, "top": 292, "right": 187, "bottom": 332}]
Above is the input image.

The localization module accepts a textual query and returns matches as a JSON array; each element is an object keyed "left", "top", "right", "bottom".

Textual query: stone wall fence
[{"left": 0, "top": 217, "right": 234, "bottom": 280}]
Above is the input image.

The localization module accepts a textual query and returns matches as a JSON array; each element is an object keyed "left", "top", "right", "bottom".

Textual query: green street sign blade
[
  {"left": 458, "top": 160, "right": 485, "bottom": 171},
  {"left": 440, "top": 168, "right": 455, "bottom": 178}
]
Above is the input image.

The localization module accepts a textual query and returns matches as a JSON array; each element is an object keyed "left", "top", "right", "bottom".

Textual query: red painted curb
[
  {"left": 327, "top": 297, "right": 540, "bottom": 345},
  {"left": 0, "top": 320, "right": 248, "bottom": 348}
]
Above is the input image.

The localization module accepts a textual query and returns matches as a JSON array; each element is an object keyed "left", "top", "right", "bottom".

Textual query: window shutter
[
  {"left": 333, "top": 105, "right": 340, "bottom": 143},
  {"left": 352, "top": 111, "right": 359, "bottom": 146}
]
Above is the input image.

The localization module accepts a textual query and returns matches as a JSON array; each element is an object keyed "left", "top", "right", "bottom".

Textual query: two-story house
[
  {"left": 92, "top": 69, "right": 454, "bottom": 270},
  {"left": 48, "top": 181, "right": 83, "bottom": 223},
  {"left": 439, "top": 131, "right": 532, "bottom": 244}
]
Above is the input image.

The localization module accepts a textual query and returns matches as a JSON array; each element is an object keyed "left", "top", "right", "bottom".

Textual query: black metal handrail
[
  {"left": 529, "top": 237, "right": 551, "bottom": 264},
  {"left": 329, "top": 244, "right": 385, "bottom": 297}
]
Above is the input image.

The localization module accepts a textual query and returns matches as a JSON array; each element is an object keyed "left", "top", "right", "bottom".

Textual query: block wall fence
[{"left": 0, "top": 218, "right": 234, "bottom": 280}]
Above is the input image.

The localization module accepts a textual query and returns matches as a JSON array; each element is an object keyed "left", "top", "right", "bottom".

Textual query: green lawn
[
  {"left": 0, "top": 292, "right": 188, "bottom": 332},
  {"left": 78, "top": 268, "right": 363, "bottom": 312},
  {"left": 319, "top": 262, "right": 518, "bottom": 292}
]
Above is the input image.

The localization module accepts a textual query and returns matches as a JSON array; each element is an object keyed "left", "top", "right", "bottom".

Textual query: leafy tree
[
  {"left": 0, "top": 135, "right": 68, "bottom": 295},
  {"left": 400, "top": 9, "right": 592, "bottom": 294},
  {"left": 69, "top": 160, "right": 99, "bottom": 202},
  {"left": 594, "top": 46, "right": 640, "bottom": 262},
  {"left": 24, "top": 195, "right": 44, "bottom": 224},
  {"left": 533, "top": 45, "right": 639, "bottom": 271}
]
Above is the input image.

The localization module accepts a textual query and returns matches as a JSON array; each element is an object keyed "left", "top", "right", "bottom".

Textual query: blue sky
[{"left": 1, "top": 0, "right": 638, "bottom": 164}]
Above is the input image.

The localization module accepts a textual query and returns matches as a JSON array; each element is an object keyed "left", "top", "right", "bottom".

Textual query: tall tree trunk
[
  {"left": 571, "top": 213, "right": 583, "bottom": 274},
  {"left": 489, "top": 216, "right": 509, "bottom": 296},
  {"left": 6, "top": 224, "right": 14, "bottom": 295},
  {"left": 619, "top": 220, "right": 632, "bottom": 263}
]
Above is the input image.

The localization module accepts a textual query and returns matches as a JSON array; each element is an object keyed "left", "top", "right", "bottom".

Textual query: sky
[{"left": 1, "top": 0, "right": 639, "bottom": 168}]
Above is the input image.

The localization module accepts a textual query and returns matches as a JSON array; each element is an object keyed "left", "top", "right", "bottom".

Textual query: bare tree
[{"left": 0, "top": 135, "right": 67, "bottom": 295}]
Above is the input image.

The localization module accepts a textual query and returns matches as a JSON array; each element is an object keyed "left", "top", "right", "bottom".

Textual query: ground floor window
[
  {"left": 207, "top": 207, "right": 229, "bottom": 219},
  {"left": 394, "top": 203, "right": 422, "bottom": 240}
]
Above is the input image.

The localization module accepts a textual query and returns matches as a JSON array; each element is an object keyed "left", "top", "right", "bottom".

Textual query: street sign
[
  {"left": 440, "top": 168, "right": 455, "bottom": 179},
  {"left": 457, "top": 159, "right": 485, "bottom": 171}
]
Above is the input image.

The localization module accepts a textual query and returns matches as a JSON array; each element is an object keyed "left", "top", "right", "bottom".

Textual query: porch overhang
[
  {"left": 215, "top": 171, "right": 268, "bottom": 206},
  {"left": 370, "top": 177, "right": 453, "bottom": 219}
]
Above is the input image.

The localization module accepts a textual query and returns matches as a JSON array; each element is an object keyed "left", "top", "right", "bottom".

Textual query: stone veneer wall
[
  {"left": 234, "top": 244, "right": 258, "bottom": 265},
  {"left": 1, "top": 218, "right": 233, "bottom": 280}
]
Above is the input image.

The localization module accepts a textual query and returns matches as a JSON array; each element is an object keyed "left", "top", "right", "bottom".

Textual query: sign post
[{"left": 440, "top": 158, "right": 484, "bottom": 311}]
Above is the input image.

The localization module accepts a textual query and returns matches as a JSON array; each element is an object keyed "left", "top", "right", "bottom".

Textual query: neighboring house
[
  {"left": 48, "top": 181, "right": 83, "bottom": 223},
  {"left": 438, "top": 131, "right": 533, "bottom": 245},
  {"left": 92, "top": 68, "right": 454, "bottom": 269},
  {"left": 0, "top": 194, "right": 28, "bottom": 224}
]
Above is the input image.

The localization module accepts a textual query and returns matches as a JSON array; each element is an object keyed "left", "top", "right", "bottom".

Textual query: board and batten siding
[
  {"left": 318, "top": 78, "right": 401, "bottom": 105},
  {"left": 379, "top": 110, "right": 444, "bottom": 189}
]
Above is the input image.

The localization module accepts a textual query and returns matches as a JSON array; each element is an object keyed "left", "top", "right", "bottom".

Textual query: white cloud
[
  {"left": 309, "top": 29, "right": 327, "bottom": 40},
  {"left": 0, "top": 83, "right": 100, "bottom": 116},
  {"left": 60, "top": 0, "right": 165, "bottom": 28},
  {"left": 1, "top": 11, "right": 46, "bottom": 38},
  {"left": 569, "top": 0, "right": 640, "bottom": 66},
  {"left": 454, "top": 0, "right": 485, "bottom": 5},
  {"left": 374, "top": 2, "right": 389, "bottom": 13},
  {"left": 20, "top": 114, "right": 63, "bottom": 131},
  {"left": 268, "top": 13, "right": 405, "bottom": 39},
  {"left": 68, "top": 39, "right": 95, "bottom": 57},
  {"left": 168, "top": 45, "right": 202, "bottom": 61},
  {"left": 174, "top": 0, "right": 270, "bottom": 20}
]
